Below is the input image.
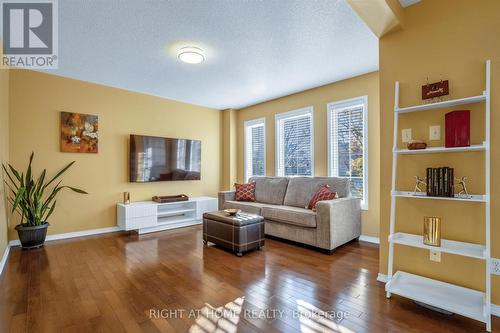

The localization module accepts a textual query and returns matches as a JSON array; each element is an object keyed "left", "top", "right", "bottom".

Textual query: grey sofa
[{"left": 218, "top": 176, "right": 361, "bottom": 253}]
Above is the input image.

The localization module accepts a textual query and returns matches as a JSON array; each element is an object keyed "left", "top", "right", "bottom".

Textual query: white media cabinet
[{"left": 117, "top": 196, "right": 217, "bottom": 234}]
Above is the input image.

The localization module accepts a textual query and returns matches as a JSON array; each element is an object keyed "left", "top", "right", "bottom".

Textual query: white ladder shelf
[{"left": 386, "top": 60, "right": 491, "bottom": 331}]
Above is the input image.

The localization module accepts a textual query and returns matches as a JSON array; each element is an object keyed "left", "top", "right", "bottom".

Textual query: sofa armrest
[
  {"left": 315, "top": 197, "right": 361, "bottom": 250},
  {"left": 218, "top": 191, "right": 236, "bottom": 210}
]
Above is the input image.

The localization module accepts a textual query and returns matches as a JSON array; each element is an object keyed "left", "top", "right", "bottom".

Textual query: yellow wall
[
  {"left": 235, "top": 71, "right": 380, "bottom": 237},
  {"left": 221, "top": 109, "right": 237, "bottom": 190},
  {"left": 8, "top": 70, "right": 221, "bottom": 239},
  {"left": 0, "top": 69, "right": 8, "bottom": 259},
  {"left": 379, "top": 0, "right": 500, "bottom": 301}
]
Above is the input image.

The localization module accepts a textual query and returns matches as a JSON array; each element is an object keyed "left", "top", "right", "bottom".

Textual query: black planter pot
[{"left": 15, "top": 222, "right": 49, "bottom": 249}]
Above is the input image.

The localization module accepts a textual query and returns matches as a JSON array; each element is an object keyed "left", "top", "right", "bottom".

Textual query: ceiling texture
[{"left": 46, "top": 0, "right": 379, "bottom": 109}]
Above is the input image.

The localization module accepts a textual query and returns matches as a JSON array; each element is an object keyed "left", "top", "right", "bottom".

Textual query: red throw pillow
[
  {"left": 307, "top": 184, "right": 337, "bottom": 210},
  {"left": 234, "top": 182, "right": 256, "bottom": 202}
]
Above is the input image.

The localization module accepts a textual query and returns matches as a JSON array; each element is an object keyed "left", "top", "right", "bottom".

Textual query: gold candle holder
[
  {"left": 123, "top": 192, "right": 130, "bottom": 205},
  {"left": 423, "top": 217, "right": 441, "bottom": 246}
]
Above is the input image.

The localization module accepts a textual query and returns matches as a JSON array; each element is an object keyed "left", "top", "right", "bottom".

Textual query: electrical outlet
[
  {"left": 402, "top": 128, "right": 412, "bottom": 143},
  {"left": 430, "top": 250, "right": 441, "bottom": 262},
  {"left": 429, "top": 125, "right": 441, "bottom": 140},
  {"left": 491, "top": 258, "right": 500, "bottom": 275}
]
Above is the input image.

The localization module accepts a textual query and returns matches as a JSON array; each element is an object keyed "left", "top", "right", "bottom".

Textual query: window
[
  {"left": 244, "top": 118, "right": 266, "bottom": 181},
  {"left": 275, "top": 107, "right": 314, "bottom": 177},
  {"left": 327, "top": 96, "right": 368, "bottom": 209}
]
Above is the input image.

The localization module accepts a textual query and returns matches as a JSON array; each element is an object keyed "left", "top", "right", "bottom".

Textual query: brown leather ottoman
[{"left": 203, "top": 211, "right": 265, "bottom": 256}]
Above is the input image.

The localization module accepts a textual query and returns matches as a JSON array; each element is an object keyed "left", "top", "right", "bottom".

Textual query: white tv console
[{"left": 117, "top": 196, "right": 217, "bottom": 234}]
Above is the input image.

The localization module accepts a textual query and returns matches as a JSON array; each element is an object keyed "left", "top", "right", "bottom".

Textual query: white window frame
[
  {"left": 244, "top": 117, "right": 266, "bottom": 182},
  {"left": 275, "top": 106, "right": 314, "bottom": 177},
  {"left": 327, "top": 96, "right": 368, "bottom": 210}
]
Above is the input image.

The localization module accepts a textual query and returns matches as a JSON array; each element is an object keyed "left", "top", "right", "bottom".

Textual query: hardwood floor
[{"left": 0, "top": 225, "right": 497, "bottom": 333}]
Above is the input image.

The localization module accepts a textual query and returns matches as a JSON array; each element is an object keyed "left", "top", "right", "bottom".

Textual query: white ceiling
[{"left": 45, "top": 0, "right": 379, "bottom": 109}]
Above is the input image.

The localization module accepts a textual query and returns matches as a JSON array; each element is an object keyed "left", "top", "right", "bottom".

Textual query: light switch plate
[
  {"left": 402, "top": 128, "right": 412, "bottom": 143},
  {"left": 491, "top": 258, "right": 500, "bottom": 275},
  {"left": 430, "top": 250, "right": 441, "bottom": 262},
  {"left": 429, "top": 125, "right": 441, "bottom": 140}
]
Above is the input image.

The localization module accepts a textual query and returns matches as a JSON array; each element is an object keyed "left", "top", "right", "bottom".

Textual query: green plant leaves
[
  {"left": 45, "top": 201, "right": 57, "bottom": 221},
  {"left": 8, "top": 164, "right": 21, "bottom": 181},
  {"left": 67, "top": 187, "right": 88, "bottom": 194},
  {"left": 2, "top": 154, "right": 87, "bottom": 227},
  {"left": 44, "top": 161, "right": 75, "bottom": 189},
  {"left": 11, "top": 186, "right": 26, "bottom": 212}
]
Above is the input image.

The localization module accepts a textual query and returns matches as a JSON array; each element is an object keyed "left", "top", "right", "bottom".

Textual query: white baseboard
[
  {"left": 0, "top": 244, "right": 10, "bottom": 277},
  {"left": 359, "top": 235, "right": 380, "bottom": 244},
  {"left": 377, "top": 273, "right": 388, "bottom": 283},
  {"left": 9, "top": 226, "right": 122, "bottom": 247}
]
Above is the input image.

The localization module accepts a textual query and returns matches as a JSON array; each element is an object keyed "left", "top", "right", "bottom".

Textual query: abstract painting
[{"left": 60, "top": 112, "right": 99, "bottom": 153}]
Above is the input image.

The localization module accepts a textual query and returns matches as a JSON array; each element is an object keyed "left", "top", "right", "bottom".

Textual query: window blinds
[
  {"left": 276, "top": 109, "right": 313, "bottom": 177},
  {"left": 244, "top": 120, "right": 265, "bottom": 181},
  {"left": 329, "top": 101, "right": 365, "bottom": 200}
]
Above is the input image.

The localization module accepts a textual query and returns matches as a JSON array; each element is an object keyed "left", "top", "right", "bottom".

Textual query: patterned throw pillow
[
  {"left": 234, "top": 182, "right": 256, "bottom": 202},
  {"left": 307, "top": 184, "right": 337, "bottom": 210}
]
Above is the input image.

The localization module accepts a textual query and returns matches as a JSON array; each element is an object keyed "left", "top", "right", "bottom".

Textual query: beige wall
[
  {"left": 379, "top": 0, "right": 500, "bottom": 301},
  {"left": 0, "top": 69, "right": 8, "bottom": 259},
  {"left": 236, "top": 71, "right": 380, "bottom": 237},
  {"left": 221, "top": 109, "right": 237, "bottom": 190},
  {"left": 8, "top": 70, "right": 221, "bottom": 239}
]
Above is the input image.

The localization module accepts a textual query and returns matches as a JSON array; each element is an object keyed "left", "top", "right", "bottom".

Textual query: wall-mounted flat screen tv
[{"left": 129, "top": 134, "right": 201, "bottom": 182}]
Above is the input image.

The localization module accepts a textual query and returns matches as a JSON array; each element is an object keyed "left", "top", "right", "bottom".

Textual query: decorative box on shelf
[
  {"left": 445, "top": 110, "right": 470, "bottom": 148},
  {"left": 152, "top": 194, "right": 189, "bottom": 203}
]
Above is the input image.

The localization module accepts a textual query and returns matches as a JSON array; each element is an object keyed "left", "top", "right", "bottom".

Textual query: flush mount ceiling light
[{"left": 177, "top": 46, "right": 205, "bottom": 64}]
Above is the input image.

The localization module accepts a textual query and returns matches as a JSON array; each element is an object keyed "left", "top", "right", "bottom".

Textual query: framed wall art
[{"left": 60, "top": 112, "right": 99, "bottom": 153}]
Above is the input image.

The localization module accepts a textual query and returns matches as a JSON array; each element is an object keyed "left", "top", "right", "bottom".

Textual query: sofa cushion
[
  {"left": 262, "top": 205, "right": 317, "bottom": 228},
  {"left": 224, "top": 200, "right": 267, "bottom": 215},
  {"left": 249, "top": 177, "right": 289, "bottom": 205},
  {"left": 283, "top": 177, "right": 349, "bottom": 208},
  {"left": 307, "top": 185, "right": 337, "bottom": 210},
  {"left": 234, "top": 182, "right": 256, "bottom": 201}
]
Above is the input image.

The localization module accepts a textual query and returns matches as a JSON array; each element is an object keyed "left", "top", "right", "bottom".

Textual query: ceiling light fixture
[{"left": 177, "top": 46, "right": 205, "bottom": 64}]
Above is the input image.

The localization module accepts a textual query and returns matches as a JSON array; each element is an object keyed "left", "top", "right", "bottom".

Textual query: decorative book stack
[{"left": 426, "top": 167, "right": 454, "bottom": 197}]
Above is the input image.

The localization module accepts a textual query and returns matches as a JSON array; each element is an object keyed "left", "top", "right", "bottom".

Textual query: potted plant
[{"left": 2, "top": 152, "right": 87, "bottom": 249}]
